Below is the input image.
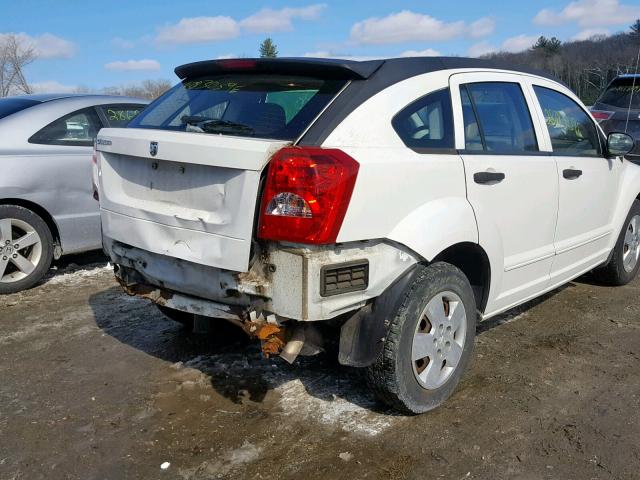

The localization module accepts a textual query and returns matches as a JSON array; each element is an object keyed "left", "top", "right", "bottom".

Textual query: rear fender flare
[{"left": 386, "top": 197, "right": 479, "bottom": 262}]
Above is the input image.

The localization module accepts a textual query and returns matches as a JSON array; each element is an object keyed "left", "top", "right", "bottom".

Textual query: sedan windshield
[{"left": 128, "top": 74, "right": 346, "bottom": 140}]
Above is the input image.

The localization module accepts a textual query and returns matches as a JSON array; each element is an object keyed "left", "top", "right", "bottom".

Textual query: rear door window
[
  {"left": 99, "top": 104, "right": 145, "bottom": 127},
  {"left": 460, "top": 82, "right": 539, "bottom": 153},
  {"left": 392, "top": 88, "right": 454, "bottom": 151},
  {"left": 128, "top": 74, "right": 346, "bottom": 140},
  {"left": 534, "top": 86, "right": 601, "bottom": 157},
  {"left": 29, "top": 107, "right": 102, "bottom": 147}
]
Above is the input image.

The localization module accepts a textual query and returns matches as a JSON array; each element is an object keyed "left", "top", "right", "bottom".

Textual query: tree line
[
  {"left": 483, "top": 20, "right": 640, "bottom": 104},
  {"left": 3, "top": 25, "right": 639, "bottom": 103}
]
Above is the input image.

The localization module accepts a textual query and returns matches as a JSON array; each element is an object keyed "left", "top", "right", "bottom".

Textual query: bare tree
[
  {"left": 102, "top": 79, "right": 172, "bottom": 100},
  {"left": 140, "top": 79, "right": 172, "bottom": 99},
  {"left": 0, "top": 34, "right": 36, "bottom": 97}
]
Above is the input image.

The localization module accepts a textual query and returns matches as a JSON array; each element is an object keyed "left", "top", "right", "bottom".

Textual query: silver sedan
[{"left": 0, "top": 94, "right": 148, "bottom": 293}]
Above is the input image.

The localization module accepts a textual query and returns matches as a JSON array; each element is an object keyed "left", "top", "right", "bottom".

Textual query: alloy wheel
[
  {"left": 623, "top": 214, "right": 640, "bottom": 273},
  {"left": 411, "top": 291, "right": 467, "bottom": 390},
  {"left": 0, "top": 218, "right": 43, "bottom": 283}
]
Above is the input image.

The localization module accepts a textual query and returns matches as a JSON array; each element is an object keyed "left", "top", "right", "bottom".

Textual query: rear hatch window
[
  {"left": 597, "top": 77, "right": 640, "bottom": 109},
  {"left": 0, "top": 97, "right": 39, "bottom": 120},
  {"left": 128, "top": 74, "right": 346, "bottom": 140}
]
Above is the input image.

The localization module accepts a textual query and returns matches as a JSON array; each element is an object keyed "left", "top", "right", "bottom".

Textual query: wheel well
[
  {"left": 433, "top": 242, "right": 491, "bottom": 313},
  {"left": 0, "top": 198, "right": 61, "bottom": 248}
]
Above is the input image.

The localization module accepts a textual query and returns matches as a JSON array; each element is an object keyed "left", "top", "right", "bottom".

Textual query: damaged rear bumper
[
  {"left": 106, "top": 235, "right": 420, "bottom": 365},
  {"left": 104, "top": 236, "right": 418, "bottom": 322}
]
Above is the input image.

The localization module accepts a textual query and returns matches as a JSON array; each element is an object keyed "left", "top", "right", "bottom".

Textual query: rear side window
[
  {"left": 99, "top": 104, "right": 145, "bottom": 127},
  {"left": 597, "top": 77, "right": 640, "bottom": 109},
  {"left": 0, "top": 97, "right": 39, "bottom": 120},
  {"left": 392, "top": 88, "right": 454, "bottom": 151},
  {"left": 533, "top": 86, "right": 601, "bottom": 157},
  {"left": 128, "top": 74, "right": 346, "bottom": 140},
  {"left": 460, "top": 82, "right": 538, "bottom": 153},
  {"left": 29, "top": 107, "right": 102, "bottom": 147}
]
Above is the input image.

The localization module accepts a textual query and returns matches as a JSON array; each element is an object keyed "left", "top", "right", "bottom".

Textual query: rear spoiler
[{"left": 174, "top": 57, "right": 384, "bottom": 81}]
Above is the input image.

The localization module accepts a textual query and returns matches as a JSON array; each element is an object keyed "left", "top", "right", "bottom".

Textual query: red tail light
[
  {"left": 591, "top": 110, "right": 614, "bottom": 122},
  {"left": 258, "top": 147, "right": 359, "bottom": 244}
]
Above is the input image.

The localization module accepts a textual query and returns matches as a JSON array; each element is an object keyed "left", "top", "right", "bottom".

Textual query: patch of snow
[
  {"left": 185, "top": 350, "right": 400, "bottom": 437},
  {"left": 46, "top": 263, "right": 112, "bottom": 285}
]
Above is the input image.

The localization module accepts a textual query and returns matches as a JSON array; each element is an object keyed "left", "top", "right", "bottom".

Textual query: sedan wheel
[
  {"left": 0, "top": 205, "right": 54, "bottom": 294},
  {"left": 0, "top": 218, "right": 43, "bottom": 283}
]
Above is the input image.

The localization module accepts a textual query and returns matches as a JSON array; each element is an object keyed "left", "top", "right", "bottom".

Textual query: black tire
[
  {"left": 366, "top": 262, "right": 477, "bottom": 414},
  {"left": 0, "top": 205, "right": 54, "bottom": 294},
  {"left": 156, "top": 304, "right": 195, "bottom": 331},
  {"left": 593, "top": 200, "right": 640, "bottom": 286}
]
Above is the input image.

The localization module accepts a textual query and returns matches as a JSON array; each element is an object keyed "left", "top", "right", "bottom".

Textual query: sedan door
[
  {"left": 528, "top": 80, "right": 620, "bottom": 284},
  {"left": 27, "top": 107, "right": 104, "bottom": 253},
  {"left": 449, "top": 73, "right": 559, "bottom": 316}
]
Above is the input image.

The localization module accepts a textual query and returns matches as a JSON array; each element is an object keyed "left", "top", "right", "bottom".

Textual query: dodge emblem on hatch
[{"left": 150, "top": 141, "right": 158, "bottom": 157}]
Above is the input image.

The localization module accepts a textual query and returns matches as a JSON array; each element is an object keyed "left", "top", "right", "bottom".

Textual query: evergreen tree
[
  {"left": 532, "top": 36, "right": 562, "bottom": 56},
  {"left": 631, "top": 19, "right": 640, "bottom": 40},
  {"left": 259, "top": 38, "right": 278, "bottom": 58}
]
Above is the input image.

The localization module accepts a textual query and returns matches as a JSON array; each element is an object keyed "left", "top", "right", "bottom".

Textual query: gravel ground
[{"left": 1, "top": 253, "right": 639, "bottom": 479}]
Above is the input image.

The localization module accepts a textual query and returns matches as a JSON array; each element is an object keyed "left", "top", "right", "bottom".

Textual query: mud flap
[{"left": 338, "top": 264, "right": 418, "bottom": 367}]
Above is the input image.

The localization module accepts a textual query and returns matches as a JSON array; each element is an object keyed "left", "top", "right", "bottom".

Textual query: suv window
[
  {"left": 29, "top": 107, "right": 102, "bottom": 147},
  {"left": 128, "top": 74, "right": 346, "bottom": 140},
  {"left": 460, "top": 82, "right": 538, "bottom": 153},
  {"left": 597, "top": 77, "right": 640, "bottom": 109},
  {"left": 392, "top": 88, "right": 454, "bottom": 150},
  {"left": 99, "top": 104, "right": 145, "bottom": 127},
  {"left": 534, "top": 86, "right": 601, "bottom": 157}
]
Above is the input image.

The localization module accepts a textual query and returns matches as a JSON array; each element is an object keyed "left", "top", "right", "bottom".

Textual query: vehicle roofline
[
  {"left": 173, "top": 56, "right": 564, "bottom": 84},
  {"left": 8, "top": 93, "right": 149, "bottom": 104}
]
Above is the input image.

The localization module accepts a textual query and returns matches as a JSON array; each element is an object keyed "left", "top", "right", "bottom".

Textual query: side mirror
[{"left": 607, "top": 132, "right": 635, "bottom": 157}]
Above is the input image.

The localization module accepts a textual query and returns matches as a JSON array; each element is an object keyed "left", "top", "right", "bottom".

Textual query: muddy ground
[{"left": 1, "top": 253, "right": 639, "bottom": 480}]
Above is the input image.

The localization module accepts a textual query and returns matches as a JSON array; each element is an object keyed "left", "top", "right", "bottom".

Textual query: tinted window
[
  {"left": 392, "top": 88, "right": 454, "bottom": 150},
  {"left": 534, "top": 86, "right": 600, "bottom": 157},
  {"left": 29, "top": 107, "right": 101, "bottom": 146},
  {"left": 461, "top": 82, "right": 538, "bottom": 153},
  {"left": 128, "top": 74, "right": 346, "bottom": 140},
  {"left": 0, "top": 97, "right": 39, "bottom": 120},
  {"left": 598, "top": 77, "right": 640, "bottom": 109},
  {"left": 99, "top": 104, "right": 145, "bottom": 127}
]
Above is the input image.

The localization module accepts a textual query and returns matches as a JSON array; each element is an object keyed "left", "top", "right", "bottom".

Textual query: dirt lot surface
[{"left": 1, "top": 254, "right": 640, "bottom": 480}]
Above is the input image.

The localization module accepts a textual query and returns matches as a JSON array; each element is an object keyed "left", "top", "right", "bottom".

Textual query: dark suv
[{"left": 591, "top": 74, "right": 640, "bottom": 161}]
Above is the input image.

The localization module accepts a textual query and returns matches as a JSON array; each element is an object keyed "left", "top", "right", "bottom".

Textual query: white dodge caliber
[{"left": 95, "top": 57, "right": 639, "bottom": 413}]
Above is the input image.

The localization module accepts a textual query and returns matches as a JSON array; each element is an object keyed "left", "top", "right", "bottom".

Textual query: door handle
[
  {"left": 563, "top": 168, "right": 583, "bottom": 179},
  {"left": 474, "top": 171, "right": 505, "bottom": 185}
]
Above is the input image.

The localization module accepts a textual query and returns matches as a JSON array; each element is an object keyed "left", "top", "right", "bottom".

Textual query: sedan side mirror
[{"left": 607, "top": 132, "right": 635, "bottom": 157}]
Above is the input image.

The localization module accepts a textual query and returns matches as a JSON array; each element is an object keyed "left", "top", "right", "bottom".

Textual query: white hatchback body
[{"left": 96, "top": 57, "right": 640, "bottom": 412}]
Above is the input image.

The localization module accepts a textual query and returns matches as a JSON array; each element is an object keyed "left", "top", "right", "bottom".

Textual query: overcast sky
[{"left": 1, "top": 0, "right": 639, "bottom": 92}]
